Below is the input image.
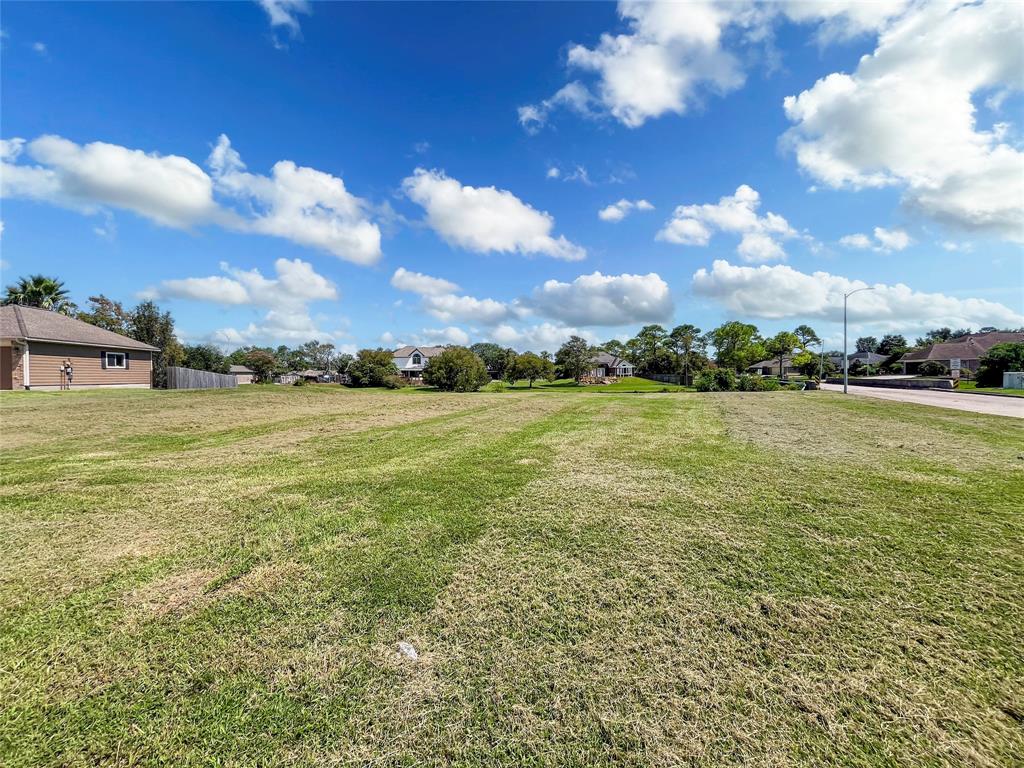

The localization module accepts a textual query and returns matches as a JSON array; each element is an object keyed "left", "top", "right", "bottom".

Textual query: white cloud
[
  {"left": 414, "top": 326, "right": 471, "bottom": 347},
  {"left": 0, "top": 135, "right": 219, "bottom": 227},
  {"left": 657, "top": 184, "right": 796, "bottom": 262},
  {"left": 491, "top": 322, "right": 597, "bottom": 352},
  {"left": 208, "top": 135, "right": 382, "bottom": 265},
  {"left": 783, "top": 0, "right": 1024, "bottom": 241},
  {"left": 940, "top": 240, "right": 973, "bottom": 253},
  {"left": 402, "top": 168, "right": 585, "bottom": 260},
  {"left": 31, "top": 42, "right": 47, "bottom": 55},
  {"left": 692, "top": 259, "right": 1024, "bottom": 330},
  {"left": 159, "top": 257, "right": 339, "bottom": 348},
  {"left": 518, "top": 82, "right": 598, "bottom": 133},
  {"left": 421, "top": 293, "right": 521, "bottom": 326},
  {"left": 598, "top": 198, "right": 654, "bottom": 222},
  {"left": 546, "top": 167, "right": 561, "bottom": 179},
  {"left": 528, "top": 271, "right": 673, "bottom": 327},
  {"left": 157, "top": 257, "right": 337, "bottom": 308},
  {"left": 0, "top": 133, "right": 383, "bottom": 262},
  {"left": 390, "top": 267, "right": 460, "bottom": 297},
  {"left": 839, "top": 227, "right": 911, "bottom": 253},
  {"left": 257, "top": 0, "right": 310, "bottom": 46},
  {"left": 521, "top": 1, "right": 914, "bottom": 132}
]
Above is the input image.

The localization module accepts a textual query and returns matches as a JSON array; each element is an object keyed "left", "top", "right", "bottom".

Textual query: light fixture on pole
[{"left": 843, "top": 286, "right": 875, "bottom": 394}]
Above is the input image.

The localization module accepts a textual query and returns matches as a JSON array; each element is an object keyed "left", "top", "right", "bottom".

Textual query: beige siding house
[{"left": 0, "top": 305, "right": 158, "bottom": 391}]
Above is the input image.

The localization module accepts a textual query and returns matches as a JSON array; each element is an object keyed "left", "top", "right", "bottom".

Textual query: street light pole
[{"left": 843, "top": 286, "right": 875, "bottom": 394}]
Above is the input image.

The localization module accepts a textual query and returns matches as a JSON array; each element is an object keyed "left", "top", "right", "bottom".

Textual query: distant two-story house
[
  {"left": 392, "top": 346, "right": 445, "bottom": 379},
  {"left": 589, "top": 352, "right": 635, "bottom": 378}
]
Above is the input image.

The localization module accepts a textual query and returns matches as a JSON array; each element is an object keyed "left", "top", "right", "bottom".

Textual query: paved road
[{"left": 820, "top": 383, "right": 1024, "bottom": 419}]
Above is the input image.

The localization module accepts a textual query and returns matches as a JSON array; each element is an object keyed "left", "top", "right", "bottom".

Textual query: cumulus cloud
[
  {"left": 0, "top": 133, "right": 383, "bottom": 262},
  {"left": 839, "top": 227, "right": 911, "bottom": 253},
  {"left": 402, "top": 168, "right": 585, "bottom": 260},
  {"left": 390, "top": 267, "right": 459, "bottom": 297},
  {"left": 692, "top": 259, "right": 1024, "bottom": 330},
  {"left": 783, "top": 0, "right": 1024, "bottom": 241},
  {"left": 208, "top": 135, "right": 382, "bottom": 264},
  {"left": 598, "top": 198, "right": 654, "bottom": 222},
  {"left": 414, "top": 326, "right": 471, "bottom": 346},
  {"left": 156, "top": 257, "right": 336, "bottom": 308},
  {"left": 156, "top": 257, "right": 339, "bottom": 347},
  {"left": 528, "top": 271, "right": 673, "bottom": 327},
  {"left": 491, "top": 322, "right": 597, "bottom": 352},
  {"left": 0, "top": 135, "right": 219, "bottom": 227},
  {"left": 657, "top": 184, "right": 797, "bottom": 262}
]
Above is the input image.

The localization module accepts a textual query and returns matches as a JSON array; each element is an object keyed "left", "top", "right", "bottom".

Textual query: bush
[
  {"left": 422, "top": 347, "right": 490, "bottom": 392},
  {"left": 292, "top": 378, "right": 308, "bottom": 387},
  {"left": 736, "top": 374, "right": 781, "bottom": 392},
  {"left": 483, "top": 380, "right": 506, "bottom": 393},
  {"left": 348, "top": 348, "right": 400, "bottom": 387},
  {"left": 695, "top": 368, "right": 737, "bottom": 392},
  {"left": 976, "top": 342, "right": 1024, "bottom": 387},
  {"left": 918, "top": 360, "right": 949, "bottom": 376},
  {"left": 383, "top": 374, "right": 409, "bottom": 389}
]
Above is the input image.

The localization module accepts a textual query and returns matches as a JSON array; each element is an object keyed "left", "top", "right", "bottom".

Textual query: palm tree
[{"left": 2, "top": 274, "right": 77, "bottom": 315}]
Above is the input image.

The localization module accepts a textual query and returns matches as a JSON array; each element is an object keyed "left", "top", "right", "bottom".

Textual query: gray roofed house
[
  {"left": 228, "top": 364, "right": 255, "bottom": 384},
  {"left": 589, "top": 352, "right": 635, "bottom": 378},
  {"left": 392, "top": 346, "right": 446, "bottom": 378},
  {"left": 827, "top": 351, "right": 888, "bottom": 368}
]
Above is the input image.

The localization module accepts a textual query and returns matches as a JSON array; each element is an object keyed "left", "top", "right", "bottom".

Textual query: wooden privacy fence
[{"left": 165, "top": 366, "right": 237, "bottom": 390}]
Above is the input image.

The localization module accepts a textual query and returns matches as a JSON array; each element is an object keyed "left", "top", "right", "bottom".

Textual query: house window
[
  {"left": 412, "top": 353, "right": 422, "bottom": 365},
  {"left": 106, "top": 352, "right": 126, "bottom": 368}
]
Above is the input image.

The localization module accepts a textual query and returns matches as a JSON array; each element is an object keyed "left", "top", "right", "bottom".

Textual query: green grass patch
[{"left": 1, "top": 386, "right": 1021, "bottom": 766}]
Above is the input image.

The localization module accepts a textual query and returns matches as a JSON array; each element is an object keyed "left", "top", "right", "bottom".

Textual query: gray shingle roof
[
  {"left": 392, "top": 346, "right": 446, "bottom": 357},
  {"left": 0, "top": 304, "right": 159, "bottom": 351},
  {"left": 228, "top": 365, "right": 254, "bottom": 373}
]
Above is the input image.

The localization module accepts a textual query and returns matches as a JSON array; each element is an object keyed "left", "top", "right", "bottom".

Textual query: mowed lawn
[{"left": 1, "top": 386, "right": 1022, "bottom": 767}]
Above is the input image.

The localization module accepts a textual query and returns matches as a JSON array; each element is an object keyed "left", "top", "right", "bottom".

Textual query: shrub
[
  {"left": 976, "top": 342, "right": 1024, "bottom": 387},
  {"left": 695, "top": 368, "right": 737, "bottom": 392},
  {"left": 422, "top": 347, "right": 490, "bottom": 392},
  {"left": 348, "top": 348, "right": 400, "bottom": 387},
  {"left": 483, "top": 380, "right": 506, "bottom": 393},
  {"left": 383, "top": 374, "right": 409, "bottom": 389},
  {"left": 917, "top": 360, "right": 949, "bottom": 377},
  {"left": 292, "top": 378, "right": 308, "bottom": 387}
]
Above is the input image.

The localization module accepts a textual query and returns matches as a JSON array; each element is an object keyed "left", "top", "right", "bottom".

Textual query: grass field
[
  {"left": 957, "top": 381, "right": 1024, "bottom": 398},
  {"left": 2, "top": 385, "right": 1022, "bottom": 766}
]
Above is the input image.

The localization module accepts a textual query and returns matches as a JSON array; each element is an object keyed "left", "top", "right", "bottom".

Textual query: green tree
[
  {"left": 422, "top": 347, "right": 490, "bottom": 392},
  {"left": 793, "top": 324, "right": 821, "bottom": 350},
  {"left": 669, "top": 324, "right": 704, "bottom": 384},
  {"left": 348, "top": 348, "right": 399, "bottom": 387},
  {"left": 297, "top": 340, "right": 336, "bottom": 372},
  {"left": 245, "top": 350, "right": 278, "bottom": 383},
  {"left": 555, "top": 335, "right": 597, "bottom": 382},
  {"left": 2, "top": 274, "right": 77, "bottom": 315},
  {"left": 183, "top": 343, "right": 228, "bottom": 373},
  {"left": 600, "top": 339, "right": 629, "bottom": 359},
  {"left": 627, "top": 324, "right": 669, "bottom": 373},
  {"left": 765, "top": 331, "right": 800, "bottom": 378},
  {"left": 335, "top": 353, "right": 354, "bottom": 377},
  {"left": 855, "top": 336, "right": 879, "bottom": 353},
  {"left": 78, "top": 295, "right": 131, "bottom": 334},
  {"left": 976, "top": 342, "right": 1024, "bottom": 387},
  {"left": 509, "top": 352, "right": 555, "bottom": 388},
  {"left": 470, "top": 342, "right": 516, "bottom": 380},
  {"left": 707, "top": 321, "right": 765, "bottom": 372},
  {"left": 129, "top": 300, "right": 183, "bottom": 388},
  {"left": 877, "top": 334, "right": 908, "bottom": 356}
]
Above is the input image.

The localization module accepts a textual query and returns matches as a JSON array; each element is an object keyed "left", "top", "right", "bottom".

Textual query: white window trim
[{"left": 106, "top": 352, "right": 126, "bottom": 369}]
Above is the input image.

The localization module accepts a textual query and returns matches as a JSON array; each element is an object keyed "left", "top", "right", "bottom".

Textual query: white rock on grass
[{"left": 397, "top": 641, "right": 418, "bottom": 661}]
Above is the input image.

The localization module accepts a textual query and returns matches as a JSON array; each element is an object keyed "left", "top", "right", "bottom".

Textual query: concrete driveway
[{"left": 820, "top": 383, "right": 1024, "bottom": 418}]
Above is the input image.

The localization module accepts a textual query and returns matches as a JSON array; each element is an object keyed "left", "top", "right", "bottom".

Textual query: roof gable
[{"left": 0, "top": 305, "right": 160, "bottom": 351}]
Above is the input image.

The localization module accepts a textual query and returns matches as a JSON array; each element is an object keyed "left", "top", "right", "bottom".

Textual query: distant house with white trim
[
  {"left": 898, "top": 331, "right": 1024, "bottom": 374},
  {"left": 392, "top": 346, "right": 445, "bottom": 379},
  {"left": 589, "top": 352, "right": 634, "bottom": 378}
]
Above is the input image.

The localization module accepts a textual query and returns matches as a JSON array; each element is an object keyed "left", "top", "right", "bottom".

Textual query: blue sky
[{"left": 2, "top": 0, "right": 1022, "bottom": 353}]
